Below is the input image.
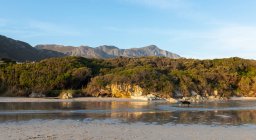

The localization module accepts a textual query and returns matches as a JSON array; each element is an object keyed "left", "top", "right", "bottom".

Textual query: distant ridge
[
  {"left": 0, "top": 34, "right": 181, "bottom": 61},
  {"left": 0, "top": 35, "right": 64, "bottom": 61},
  {"left": 36, "top": 44, "right": 181, "bottom": 59}
]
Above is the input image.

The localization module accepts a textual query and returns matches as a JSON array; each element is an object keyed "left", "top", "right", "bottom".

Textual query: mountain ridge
[
  {"left": 0, "top": 34, "right": 181, "bottom": 61},
  {"left": 0, "top": 35, "right": 65, "bottom": 61},
  {"left": 36, "top": 44, "right": 181, "bottom": 59}
]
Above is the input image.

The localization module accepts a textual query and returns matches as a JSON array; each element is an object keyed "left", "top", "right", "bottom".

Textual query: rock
[
  {"left": 208, "top": 95, "right": 224, "bottom": 101},
  {"left": 131, "top": 96, "right": 149, "bottom": 101},
  {"left": 174, "top": 90, "right": 183, "bottom": 98},
  {"left": 146, "top": 94, "right": 157, "bottom": 100},
  {"left": 203, "top": 90, "right": 209, "bottom": 97},
  {"left": 248, "top": 91, "right": 255, "bottom": 97},
  {"left": 59, "top": 91, "right": 73, "bottom": 99},
  {"left": 166, "top": 98, "right": 178, "bottom": 103},
  {"left": 131, "top": 94, "right": 163, "bottom": 101},
  {"left": 108, "top": 84, "right": 144, "bottom": 98},
  {"left": 196, "top": 95, "right": 201, "bottom": 100},
  {"left": 180, "top": 94, "right": 209, "bottom": 102},
  {"left": 208, "top": 96, "right": 215, "bottom": 100},
  {"left": 215, "top": 95, "right": 220, "bottom": 99},
  {"left": 191, "top": 91, "right": 198, "bottom": 96},
  {"left": 214, "top": 90, "right": 218, "bottom": 96},
  {"left": 29, "top": 92, "right": 45, "bottom": 98}
]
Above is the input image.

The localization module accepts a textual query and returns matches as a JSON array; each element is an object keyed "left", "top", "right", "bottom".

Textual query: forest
[{"left": 0, "top": 56, "right": 256, "bottom": 98}]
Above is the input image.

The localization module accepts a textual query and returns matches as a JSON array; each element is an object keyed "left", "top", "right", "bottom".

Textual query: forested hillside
[{"left": 0, "top": 56, "right": 256, "bottom": 98}]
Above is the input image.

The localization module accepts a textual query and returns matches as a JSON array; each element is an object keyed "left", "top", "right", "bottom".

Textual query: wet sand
[
  {"left": 0, "top": 119, "right": 255, "bottom": 140},
  {"left": 0, "top": 97, "right": 256, "bottom": 139}
]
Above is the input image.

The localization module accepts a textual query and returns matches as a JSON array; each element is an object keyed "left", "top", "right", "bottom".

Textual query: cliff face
[
  {"left": 106, "top": 84, "right": 144, "bottom": 98},
  {"left": 36, "top": 45, "right": 181, "bottom": 59}
]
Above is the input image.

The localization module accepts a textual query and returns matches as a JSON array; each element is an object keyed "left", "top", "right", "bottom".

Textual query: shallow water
[{"left": 0, "top": 100, "right": 256, "bottom": 125}]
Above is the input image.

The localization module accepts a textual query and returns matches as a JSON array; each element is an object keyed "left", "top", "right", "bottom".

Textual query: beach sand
[{"left": 0, "top": 119, "right": 255, "bottom": 140}]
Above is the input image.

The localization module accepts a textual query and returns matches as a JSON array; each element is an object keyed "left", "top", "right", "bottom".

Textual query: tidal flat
[
  {"left": 0, "top": 97, "right": 256, "bottom": 140},
  {"left": 0, "top": 119, "right": 256, "bottom": 140}
]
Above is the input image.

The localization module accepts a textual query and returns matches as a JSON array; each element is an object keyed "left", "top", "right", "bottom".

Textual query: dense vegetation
[
  {"left": 0, "top": 56, "right": 256, "bottom": 97},
  {"left": 0, "top": 57, "right": 111, "bottom": 96}
]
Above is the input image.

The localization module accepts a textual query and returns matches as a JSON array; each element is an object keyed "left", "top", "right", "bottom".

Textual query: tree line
[{"left": 0, "top": 56, "right": 256, "bottom": 97}]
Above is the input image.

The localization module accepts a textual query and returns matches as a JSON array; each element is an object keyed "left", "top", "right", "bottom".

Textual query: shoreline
[
  {"left": 0, "top": 119, "right": 255, "bottom": 140},
  {"left": 0, "top": 96, "right": 256, "bottom": 103},
  {"left": 0, "top": 97, "right": 256, "bottom": 103},
  {"left": 229, "top": 97, "right": 256, "bottom": 100},
  {"left": 0, "top": 97, "right": 149, "bottom": 103}
]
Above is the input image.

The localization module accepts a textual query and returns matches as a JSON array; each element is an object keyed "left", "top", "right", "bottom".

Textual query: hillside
[
  {"left": 0, "top": 35, "right": 65, "bottom": 61},
  {"left": 0, "top": 56, "right": 256, "bottom": 98},
  {"left": 36, "top": 44, "right": 181, "bottom": 59}
]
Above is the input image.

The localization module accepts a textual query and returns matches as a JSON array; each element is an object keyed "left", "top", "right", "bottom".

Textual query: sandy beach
[{"left": 0, "top": 119, "right": 255, "bottom": 140}]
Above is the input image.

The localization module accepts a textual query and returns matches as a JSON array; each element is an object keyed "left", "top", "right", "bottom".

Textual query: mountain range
[
  {"left": 0, "top": 35, "right": 181, "bottom": 61},
  {"left": 35, "top": 44, "right": 181, "bottom": 59}
]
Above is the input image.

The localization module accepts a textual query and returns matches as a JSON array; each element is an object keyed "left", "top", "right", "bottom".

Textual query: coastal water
[{"left": 0, "top": 100, "right": 256, "bottom": 126}]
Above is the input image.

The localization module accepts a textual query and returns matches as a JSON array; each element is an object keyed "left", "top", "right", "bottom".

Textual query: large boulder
[
  {"left": 214, "top": 90, "right": 218, "bottom": 96},
  {"left": 191, "top": 91, "right": 198, "bottom": 96},
  {"left": 29, "top": 92, "right": 45, "bottom": 98},
  {"left": 59, "top": 91, "right": 73, "bottom": 99},
  {"left": 106, "top": 84, "right": 144, "bottom": 98}
]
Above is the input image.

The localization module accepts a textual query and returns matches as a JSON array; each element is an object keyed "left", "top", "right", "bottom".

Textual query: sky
[{"left": 0, "top": 0, "right": 256, "bottom": 59}]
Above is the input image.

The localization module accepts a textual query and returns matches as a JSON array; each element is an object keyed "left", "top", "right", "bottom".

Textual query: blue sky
[{"left": 1, "top": 0, "right": 256, "bottom": 59}]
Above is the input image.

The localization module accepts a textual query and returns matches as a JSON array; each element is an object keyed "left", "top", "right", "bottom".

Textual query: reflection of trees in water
[
  {"left": 1, "top": 101, "right": 256, "bottom": 125},
  {"left": 109, "top": 101, "right": 149, "bottom": 120},
  {"left": 110, "top": 101, "right": 149, "bottom": 109},
  {"left": 109, "top": 110, "right": 256, "bottom": 125},
  {"left": 234, "top": 110, "right": 256, "bottom": 124},
  {"left": 60, "top": 102, "right": 72, "bottom": 108}
]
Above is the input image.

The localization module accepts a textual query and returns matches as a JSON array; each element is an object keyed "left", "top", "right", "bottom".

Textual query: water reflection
[{"left": 0, "top": 100, "right": 256, "bottom": 125}]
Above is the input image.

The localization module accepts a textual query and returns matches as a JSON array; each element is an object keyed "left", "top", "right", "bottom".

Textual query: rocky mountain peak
[
  {"left": 143, "top": 45, "right": 159, "bottom": 50},
  {"left": 37, "top": 44, "right": 181, "bottom": 59}
]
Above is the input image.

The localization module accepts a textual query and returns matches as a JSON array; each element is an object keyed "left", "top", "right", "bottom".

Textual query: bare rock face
[
  {"left": 36, "top": 45, "right": 181, "bottom": 59},
  {"left": 106, "top": 84, "right": 144, "bottom": 98},
  {"left": 59, "top": 91, "right": 73, "bottom": 99},
  {"left": 105, "top": 84, "right": 165, "bottom": 101}
]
